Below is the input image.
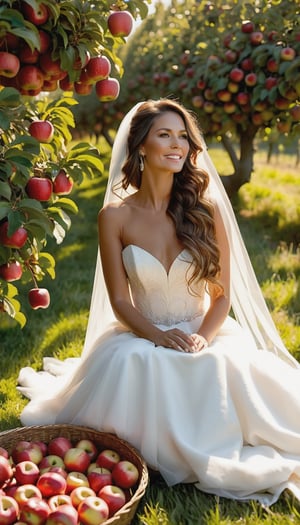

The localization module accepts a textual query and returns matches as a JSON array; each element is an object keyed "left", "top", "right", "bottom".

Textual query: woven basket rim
[{"left": 0, "top": 424, "right": 149, "bottom": 525}]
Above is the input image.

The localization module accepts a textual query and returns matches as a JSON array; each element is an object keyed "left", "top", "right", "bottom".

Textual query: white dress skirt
[{"left": 18, "top": 245, "right": 300, "bottom": 506}]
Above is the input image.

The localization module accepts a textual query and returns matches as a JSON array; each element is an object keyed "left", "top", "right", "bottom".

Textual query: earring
[{"left": 139, "top": 154, "right": 144, "bottom": 172}]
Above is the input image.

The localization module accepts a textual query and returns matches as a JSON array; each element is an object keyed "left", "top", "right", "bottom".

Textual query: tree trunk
[{"left": 220, "top": 124, "right": 258, "bottom": 198}]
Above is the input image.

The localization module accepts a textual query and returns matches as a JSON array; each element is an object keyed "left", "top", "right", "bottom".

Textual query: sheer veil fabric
[{"left": 81, "top": 101, "right": 298, "bottom": 368}]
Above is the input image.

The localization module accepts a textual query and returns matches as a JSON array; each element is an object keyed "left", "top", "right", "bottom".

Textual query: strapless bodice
[{"left": 122, "top": 244, "right": 206, "bottom": 325}]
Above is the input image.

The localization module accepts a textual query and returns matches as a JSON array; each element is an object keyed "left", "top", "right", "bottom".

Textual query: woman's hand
[{"left": 154, "top": 329, "right": 200, "bottom": 353}]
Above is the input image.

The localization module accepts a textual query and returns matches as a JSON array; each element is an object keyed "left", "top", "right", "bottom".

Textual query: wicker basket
[{"left": 0, "top": 424, "right": 149, "bottom": 525}]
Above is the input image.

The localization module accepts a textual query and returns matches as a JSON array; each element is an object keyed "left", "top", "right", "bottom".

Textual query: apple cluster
[
  {"left": 0, "top": 436, "right": 140, "bottom": 525},
  {"left": 0, "top": 3, "right": 134, "bottom": 101}
]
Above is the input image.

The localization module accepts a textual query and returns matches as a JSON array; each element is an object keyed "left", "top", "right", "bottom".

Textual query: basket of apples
[{"left": 0, "top": 424, "right": 149, "bottom": 525}]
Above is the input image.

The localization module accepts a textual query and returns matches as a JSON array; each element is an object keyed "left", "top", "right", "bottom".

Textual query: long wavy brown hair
[{"left": 120, "top": 98, "right": 221, "bottom": 292}]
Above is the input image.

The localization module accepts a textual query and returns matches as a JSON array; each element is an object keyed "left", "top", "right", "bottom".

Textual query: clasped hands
[{"left": 155, "top": 328, "right": 208, "bottom": 353}]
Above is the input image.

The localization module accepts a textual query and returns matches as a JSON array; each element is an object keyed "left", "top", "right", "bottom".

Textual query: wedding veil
[{"left": 82, "top": 101, "right": 299, "bottom": 369}]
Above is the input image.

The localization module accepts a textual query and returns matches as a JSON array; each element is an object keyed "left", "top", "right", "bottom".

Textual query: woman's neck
[{"left": 135, "top": 171, "right": 174, "bottom": 211}]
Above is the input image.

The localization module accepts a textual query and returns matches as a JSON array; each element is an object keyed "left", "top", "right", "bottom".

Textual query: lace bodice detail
[{"left": 122, "top": 244, "right": 206, "bottom": 325}]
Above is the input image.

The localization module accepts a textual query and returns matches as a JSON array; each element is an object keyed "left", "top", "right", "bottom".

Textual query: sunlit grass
[{"left": 0, "top": 142, "right": 299, "bottom": 524}]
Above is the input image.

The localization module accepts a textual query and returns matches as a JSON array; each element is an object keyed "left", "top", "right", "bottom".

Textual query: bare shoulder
[{"left": 98, "top": 200, "right": 128, "bottom": 223}]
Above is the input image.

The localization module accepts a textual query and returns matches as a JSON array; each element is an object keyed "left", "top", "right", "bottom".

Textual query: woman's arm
[
  {"left": 193, "top": 204, "right": 231, "bottom": 348},
  {"left": 98, "top": 205, "right": 196, "bottom": 351}
]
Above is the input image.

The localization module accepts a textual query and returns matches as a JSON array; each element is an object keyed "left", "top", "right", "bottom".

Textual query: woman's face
[{"left": 140, "top": 111, "right": 190, "bottom": 174}]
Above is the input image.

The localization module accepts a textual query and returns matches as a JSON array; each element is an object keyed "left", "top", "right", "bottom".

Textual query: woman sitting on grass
[{"left": 18, "top": 98, "right": 300, "bottom": 506}]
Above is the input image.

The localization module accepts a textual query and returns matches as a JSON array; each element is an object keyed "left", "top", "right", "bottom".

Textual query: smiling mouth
[{"left": 165, "top": 155, "right": 182, "bottom": 160}]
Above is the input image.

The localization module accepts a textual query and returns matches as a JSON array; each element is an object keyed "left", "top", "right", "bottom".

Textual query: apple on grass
[
  {"left": 46, "top": 504, "right": 78, "bottom": 525},
  {"left": 88, "top": 468, "right": 112, "bottom": 493},
  {"left": 29, "top": 120, "right": 54, "bottom": 143},
  {"left": 0, "top": 51, "right": 20, "bottom": 78},
  {"left": 12, "top": 441, "right": 43, "bottom": 465},
  {"left": 20, "top": 497, "right": 50, "bottom": 525},
  {"left": 0, "top": 495, "right": 19, "bottom": 525},
  {"left": 28, "top": 288, "right": 50, "bottom": 310},
  {"left": 77, "top": 496, "right": 109, "bottom": 525},
  {"left": 98, "top": 485, "right": 126, "bottom": 517},
  {"left": 0, "top": 222, "right": 28, "bottom": 249},
  {"left": 14, "top": 484, "right": 42, "bottom": 508},
  {"left": 96, "top": 449, "right": 120, "bottom": 471},
  {"left": 15, "top": 461, "right": 40, "bottom": 486},
  {"left": 0, "top": 457, "right": 13, "bottom": 486},
  {"left": 37, "top": 472, "right": 67, "bottom": 498},
  {"left": 0, "top": 261, "right": 22, "bottom": 282},
  {"left": 64, "top": 448, "right": 90, "bottom": 473},
  {"left": 70, "top": 486, "right": 95, "bottom": 508},
  {"left": 48, "top": 437, "right": 72, "bottom": 459},
  {"left": 26, "top": 177, "right": 53, "bottom": 201},
  {"left": 107, "top": 11, "right": 134, "bottom": 37},
  {"left": 48, "top": 494, "right": 72, "bottom": 511},
  {"left": 65, "top": 472, "right": 89, "bottom": 494}
]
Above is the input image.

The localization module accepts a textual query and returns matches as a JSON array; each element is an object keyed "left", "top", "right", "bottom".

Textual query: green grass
[{"left": 1, "top": 144, "right": 300, "bottom": 524}]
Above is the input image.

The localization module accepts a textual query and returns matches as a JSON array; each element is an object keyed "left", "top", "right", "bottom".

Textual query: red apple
[
  {"left": 267, "top": 58, "right": 279, "bottom": 73},
  {"left": 95, "top": 77, "right": 120, "bottom": 101},
  {"left": 86, "top": 56, "right": 111, "bottom": 82},
  {"left": 217, "top": 90, "right": 231, "bottom": 102},
  {"left": 112, "top": 460, "right": 139, "bottom": 489},
  {"left": 98, "top": 485, "right": 126, "bottom": 517},
  {"left": 74, "top": 81, "right": 93, "bottom": 95},
  {"left": 37, "top": 472, "right": 67, "bottom": 498},
  {"left": 227, "top": 81, "right": 239, "bottom": 93},
  {"left": 252, "top": 112, "right": 264, "bottom": 126},
  {"left": 265, "top": 76, "right": 278, "bottom": 89},
  {"left": 223, "top": 102, "right": 237, "bottom": 114},
  {"left": 277, "top": 121, "right": 291, "bottom": 133},
  {"left": 47, "top": 467, "right": 68, "bottom": 480},
  {"left": 14, "top": 485, "right": 42, "bottom": 508},
  {"left": 46, "top": 504, "right": 78, "bottom": 525},
  {"left": 229, "top": 67, "right": 244, "bottom": 83},
  {"left": 65, "top": 472, "right": 89, "bottom": 494},
  {"left": 77, "top": 496, "right": 109, "bottom": 525},
  {"left": 250, "top": 31, "right": 264, "bottom": 45},
  {"left": 29, "top": 120, "right": 54, "bottom": 143},
  {"left": 236, "top": 92, "right": 250, "bottom": 105},
  {"left": 48, "top": 438, "right": 72, "bottom": 459},
  {"left": 96, "top": 450, "right": 120, "bottom": 471},
  {"left": 70, "top": 486, "right": 95, "bottom": 508},
  {"left": 290, "top": 105, "right": 300, "bottom": 121},
  {"left": 107, "top": 10, "right": 134, "bottom": 37},
  {"left": 38, "top": 30, "right": 51, "bottom": 54},
  {"left": 42, "top": 78, "right": 58, "bottom": 92},
  {"left": 224, "top": 50, "right": 238, "bottom": 64},
  {"left": 0, "top": 495, "right": 19, "bottom": 525},
  {"left": 12, "top": 441, "right": 43, "bottom": 465},
  {"left": 28, "top": 288, "right": 50, "bottom": 310},
  {"left": 75, "top": 440, "right": 98, "bottom": 461},
  {"left": 21, "top": 1, "right": 49, "bottom": 24},
  {"left": 32, "top": 441, "right": 47, "bottom": 457},
  {"left": 241, "top": 58, "right": 254, "bottom": 71},
  {"left": 0, "top": 52, "right": 20, "bottom": 78},
  {"left": 0, "top": 261, "right": 22, "bottom": 282},
  {"left": 245, "top": 72, "right": 257, "bottom": 86},
  {"left": 19, "top": 44, "right": 39, "bottom": 64},
  {"left": 15, "top": 461, "right": 40, "bottom": 486},
  {"left": 0, "top": 223, "right": 28, "bottom": 249},
  {"left": 274, "top": 97, "right": 290, "bottom": 110},
  {"left": 39, "top": 455, "right": 65, "bottom": 472},
  {"left": 17, "top": 65, "right": 44, "bottom": 91},
  {"left": 59, "top": 76, "right": 74, "bottom": 91},
  {"left": 191, "top": 95, "right": 204, "bottom": 108},
  {"left": 280, "top": 47, "right": 296, "bottom": 61},
  {"left": 26, "top": 177, "right": 53, "bottom": 201},
  {"left": 39, "top": 53, "right": 67, "bottom": 81},
  {"left": 241, "top": 20, "right": 255, "bottom": 33},
  {"left": 19, "top": 497, "right": 50, "bottom": 525},
  {"left": 0, "top": 33, "right": 19, "bottom": 51},
  {"left": 0, "top": 449, "right": 8, "bottom": 460},
  {"left": 74, "top": 50, "right": 90, "bottom": 70},
  {"left": 48, "top": 495, "right": 72, "bottom": 512},
  {"left": 64, "top": 449, "right": 90, "bottom": 473},
  {"left": 0, "top": 457, "right": 13, "bottom": 487},
  {"left": 87, "top": 468, "right": 112, "bottom": 493}
]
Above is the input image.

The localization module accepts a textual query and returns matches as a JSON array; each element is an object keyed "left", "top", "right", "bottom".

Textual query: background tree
[
  {"left": 0, "top": 0, "right": 148, "bottom": 326},
  {"left": 116, "top": 0, "right": 300, "bottom": 195}
]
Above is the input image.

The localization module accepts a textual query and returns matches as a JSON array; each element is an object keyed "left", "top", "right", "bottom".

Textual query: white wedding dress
[{"left": 18, "top": 244, "right": 300, "bottom": 506}]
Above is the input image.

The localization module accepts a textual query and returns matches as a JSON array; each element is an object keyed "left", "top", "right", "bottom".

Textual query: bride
[{"left": 18, "top": 99, "right": 300, "bottom": 506}]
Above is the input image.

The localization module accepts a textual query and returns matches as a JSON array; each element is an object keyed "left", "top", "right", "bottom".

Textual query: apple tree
[
  {"left": 0, "top": 0, "right": 149, "bottom": 326},
  {"left": 117, "top": 0, "right": 300, "bottom": 195}
]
